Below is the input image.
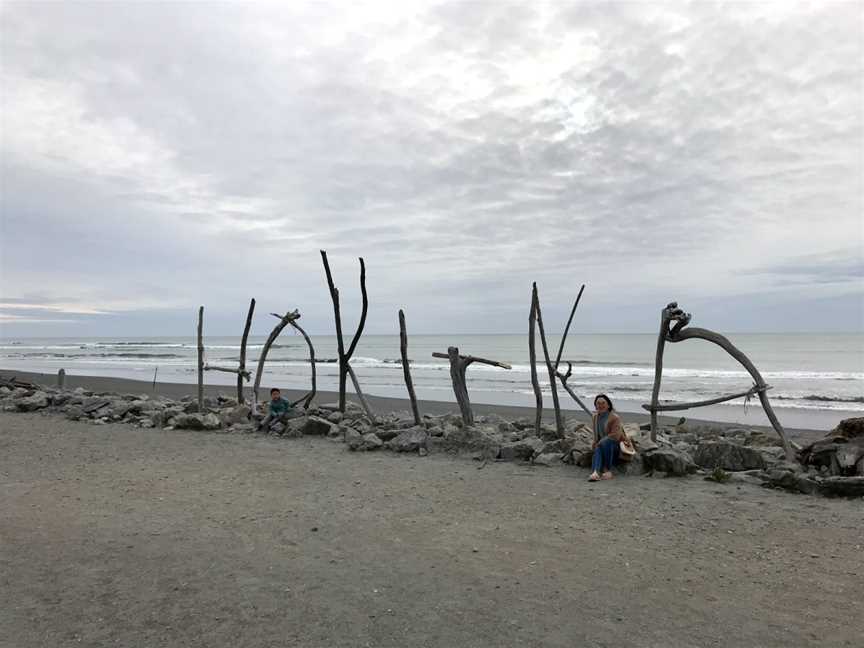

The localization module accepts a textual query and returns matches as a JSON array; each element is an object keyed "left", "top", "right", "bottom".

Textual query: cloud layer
[{"left": 1, "top": 1, "right": 862, "bottom": 335}]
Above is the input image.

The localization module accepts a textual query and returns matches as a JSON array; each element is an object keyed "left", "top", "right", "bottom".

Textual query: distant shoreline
[{"left": 2, "top": 368, "right": 830, "bottom": 444}]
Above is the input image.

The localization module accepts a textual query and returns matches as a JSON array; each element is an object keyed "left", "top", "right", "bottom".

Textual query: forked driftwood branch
[
  {"left": 433, "top": 348, "right": 512, "bottom": 425},
  {"left": 399, "top": 309, "right": 421, "bottom": 425},
  {"left": 646, "top": 301, "right": 793, "bottom": 459},
  {"left": 321, "top": 250, "right": 368, "bottom": 412},
  {"left": 555, "top": 362, "right": 593, "bottom": 417},
  {"left": 533, "top": 283, "right": 564, "bottom": 436}
]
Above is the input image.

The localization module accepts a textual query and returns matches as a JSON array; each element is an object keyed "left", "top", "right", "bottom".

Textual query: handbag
[{"left": 619, "top": 434, "right": 636, "bottom": 461}]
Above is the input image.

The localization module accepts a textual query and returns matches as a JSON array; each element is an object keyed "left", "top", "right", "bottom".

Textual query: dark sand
[{"left": 1, "top": 411, "right": 862, "bottom": 648}]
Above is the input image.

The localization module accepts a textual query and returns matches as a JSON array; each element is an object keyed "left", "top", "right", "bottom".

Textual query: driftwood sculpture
[
  {"left": 197, "top": 306, "right": 204, "bottom": 410},
  {"left": 321, "top": 250, "right": 369, "bottom": 413},
  {"left": 252, "top": 309, "right": 317, "bottom": 409},
  {"left": 203, "top": 298, "right": 256, "bottom": 404},
  {"left": 432, "top": 347, "right": 511, "bottom": 426},
  {"left": 399, "top": 309, "right": 421, "bottom": 425},
  {"left": 527, "top": 283, "right": 588, "bottom": 436},
  {"left": 644, "top": 302, "right": 793, "bottom": 459}
]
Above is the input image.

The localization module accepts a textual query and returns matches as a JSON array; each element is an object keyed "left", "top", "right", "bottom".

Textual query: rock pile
[{"left": 2, "top": 378, "right": 862, "bottom": 498}]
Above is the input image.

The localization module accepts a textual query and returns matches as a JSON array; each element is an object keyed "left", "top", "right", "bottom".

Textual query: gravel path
[{"left": 1, "top": 412, "right": 861, "bottom": 647}]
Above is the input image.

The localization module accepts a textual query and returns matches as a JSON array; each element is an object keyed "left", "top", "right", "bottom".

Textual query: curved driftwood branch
[
  {"left": 288, "top": 318, "right": 316, "bottom": 409},
  {"left": 555, "top": 363, "right": 593, "bottom": 418},
  {"left": 642, "top": 384, "right": 770, "bottom": 412},
  {"left": 667, "top": 325, "right": 792, "bottom": 459},
  {"left": 533, "top": 283, "right": 563, "bottom": 436},
  {"left": 399, "top": 309, "right": 421, "bottom": 425},
  {"left": 529, "top": 286, "right": 543, "bottom": 435},
  {"left": 346, "top": 258, "right": 367, "bottom": 360},
  {"left": 553, "top": 284, "right": 585, "bottom": 371},
  {"left": 197, "top": 306, "right": 204, "bottom": 410},
  {"left": 252, "top": 309, "right": 300, "bottom": 402},
  {"left": 321, "top": 250, "right": 347, "bottom": 410},
  {"left": 236, "top": 298, "right": 255, "bottom": 404}
]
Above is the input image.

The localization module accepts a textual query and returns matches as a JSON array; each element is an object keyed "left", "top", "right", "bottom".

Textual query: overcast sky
[{"left": 1, "top": 1, "right": 862, "bottom": 337}]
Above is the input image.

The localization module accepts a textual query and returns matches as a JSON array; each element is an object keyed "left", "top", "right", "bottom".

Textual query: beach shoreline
[{"left": 2, "top": 368, "right": 829, "bottom": 444}]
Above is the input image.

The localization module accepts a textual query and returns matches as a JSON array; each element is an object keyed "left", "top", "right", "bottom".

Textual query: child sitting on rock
[{"left": 257, "top": 388, "right": 300, "bottom": 433}]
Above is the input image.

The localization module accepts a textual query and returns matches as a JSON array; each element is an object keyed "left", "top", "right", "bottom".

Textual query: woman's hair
[{"left": 594, "top": 393, "right": 614, "bottom": 410}]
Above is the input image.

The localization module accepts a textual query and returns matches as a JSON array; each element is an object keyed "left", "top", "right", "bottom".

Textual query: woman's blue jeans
[{"left": 592, "top": 437, "right": 619, "bottom": 472}]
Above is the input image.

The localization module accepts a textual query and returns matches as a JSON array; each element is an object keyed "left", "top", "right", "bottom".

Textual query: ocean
[{"left": 1, "top": 333, "right": 862, "bottom": 430}]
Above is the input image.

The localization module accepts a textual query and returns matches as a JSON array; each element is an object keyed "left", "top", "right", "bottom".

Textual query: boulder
[
  {"left": 15, "top": 391, "right": 48, "bottom": 412},
  {"left": 388, "top": 427, "right": 428, "bottom": 453},
  {"left": 831, "top": 417, "right": 864, "bottom": 440},
  {"left": 435, "top": 425, "right": 500, "bottom": 455},
  {"left": 642, "top": 448, "right": 697, "bottom": 476},
  {"left": 498, "top": 437, "right": 545, "bottom": 461},
  {"left": 300, "top": 416, "right": 333, "bottom": 436},
  {"left": 183, "top": 401, "right": 200, "bottom": 414},
  {"left": 222, "top": 404, "right": 251, "bottom": 426},
  {"left": 359, "top": 433, "right": 383, "bottom": 451},
  {"left": 693, "top": 441, "right": 766, "bottom": 471},
  {"left": 173, "top": 413, "right": 207, "bottom": 430},
  {"left": 345, "top": 428, "right": 363, "bottom": 450},
  {"left": 65, "top": 405, "right": 84, "bottom": 421},
  {"left": 326, "top": 411, "right": 344, "bottom": 424},
  {"left": 819, "top": 476, "right": 864, "bottom": 497}
]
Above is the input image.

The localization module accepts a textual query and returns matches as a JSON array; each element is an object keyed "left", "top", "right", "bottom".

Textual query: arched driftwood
[
  {"left": 645, "top": 302, "right": 793, "bottom": 459},
  {"left": 252, "top": 309, "right": 299, "bottom": 402}
]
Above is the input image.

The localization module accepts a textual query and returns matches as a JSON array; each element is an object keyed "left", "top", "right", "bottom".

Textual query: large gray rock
[
  {"left": 300, "top": 416, "right": 333, "bottom": 436},
  {"left": 359, "top": 433, "right": 383, "bottom": 451},
  {"left": 345, "top": 428, "right": 363, "bottom": 450},
  {"left": 388, "top": 427, "right": 428, "bottom": 453},
  {"left": 643, "top": 448, "right": 697, "bottom": 476},
  {"left": 819, "top": 476, "right": 864, "bottom": 497},
  {"left": 532, "top": 452, "right": 563, "bottom": 467},
  {"left": 693, "top": 441, "right": 766, "bottom": 471},
  {"left": 499, "top": 437, "right": 545, "bottom": 461},
  {"left": 173, "top": 413, "right": 207, "bottom": 430},
  {"left": 15, "top": 391, "right": 48, "bottom": 412},
  {"left": 222, "top": 404, "right": 251, "bottom": 426}
]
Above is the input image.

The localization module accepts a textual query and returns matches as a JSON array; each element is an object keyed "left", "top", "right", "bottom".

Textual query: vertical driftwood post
[
  {"left": 533, "top": 283, "right": 564, "bottom": 436},
  {"left": 528, "top": 287, "right": 543, "bottom": 435},
  {"left": 321, "top": 250, "right": 368, "bottom": 412},
  {"left": 648, "top": 306, "right": 669, "bottom": 441},
  {"left": 433, "top": 349, "right": 512, "bottom": 426},
  {"left": 398, "top": 309, "right": 421, "bottom": 425},
  {"left": 197, "top": 306, "right": 204, "bottom": 411},
  {"left": 57, "top": 368, "right": 65, "bottom": 390},
  {"left": 448, "top": 346, "right": 473, "bottom": 426},
  {"left": 236, "top": 298, "right": 256, "bottom": 405}
]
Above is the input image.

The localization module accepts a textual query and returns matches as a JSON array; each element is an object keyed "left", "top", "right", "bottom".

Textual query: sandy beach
[{"left": 2, "top": 408, "right": 862, "bottom": 648}]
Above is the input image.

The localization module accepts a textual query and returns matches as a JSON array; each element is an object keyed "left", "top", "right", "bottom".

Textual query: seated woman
[{"left": 588, "top": 394, "right": 625, "bottom": 481}]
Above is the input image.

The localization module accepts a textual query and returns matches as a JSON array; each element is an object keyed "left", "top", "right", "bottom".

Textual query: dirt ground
[{"left": 1, "top": 412, "right": 862, "bottom": 648}]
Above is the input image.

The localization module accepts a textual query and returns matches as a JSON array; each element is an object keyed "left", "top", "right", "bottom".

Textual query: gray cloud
[{"left": 1, "top": 1, "right": 862, "bottom": 336}]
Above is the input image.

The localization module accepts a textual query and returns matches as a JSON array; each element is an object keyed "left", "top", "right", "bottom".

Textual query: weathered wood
[
  {"left": 252, "top": 309, "right": 300, "bottom": 402},
  {"left": 321, "top": 251, "right": 368, "bottom": 412},
  {"left": 667, "top": 323, "right": 793, "bottom": 459},
  {"left": 648, "top": 303, "right": 678, "bottom": 440},
  {"left": 555, "top": 363, "right": 593, "bottom": 417},
  {"left": 237, "top": 298, "right": 255, "bottom": 405},
  {"left": 431, "top": 352, "right": 512, "bottom": 369},
  {"left": 533, "top": 283, "right": 564, "bottom": 436},
  {"left": 448, "top": 346, "right": 473, "bottom": 425},
  {"left": 204, "top": 365, "right": 252, "bottom": 380},
  {"left": 288, "top": 318, "right": 316, "bottom": 409},
  {"left": 346, "top": 364, "right": 376, "bottom": 422},
  {"left": 642, "top": 385, "right": 771, "bottom": 412},
  {"left": 152, "top": 367, "right": 158, "bottom": 391},
  {"left": 399, "top": 309, "right": 421, "bottom": 425},
  {"left": 197, "top": 306, "right": 204, "bottom": 411},
  {"left": 553, "top": 284, "right": 586, "bottom": 371},
  {"left": 57, "top": 368, "right": 65, "bottom": 390},
  {"left": 528, "top": 287, "right": 542, "bottom": 436},
  {"left": 434, "top": 346, "right": 512, "bottom": 425}
]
